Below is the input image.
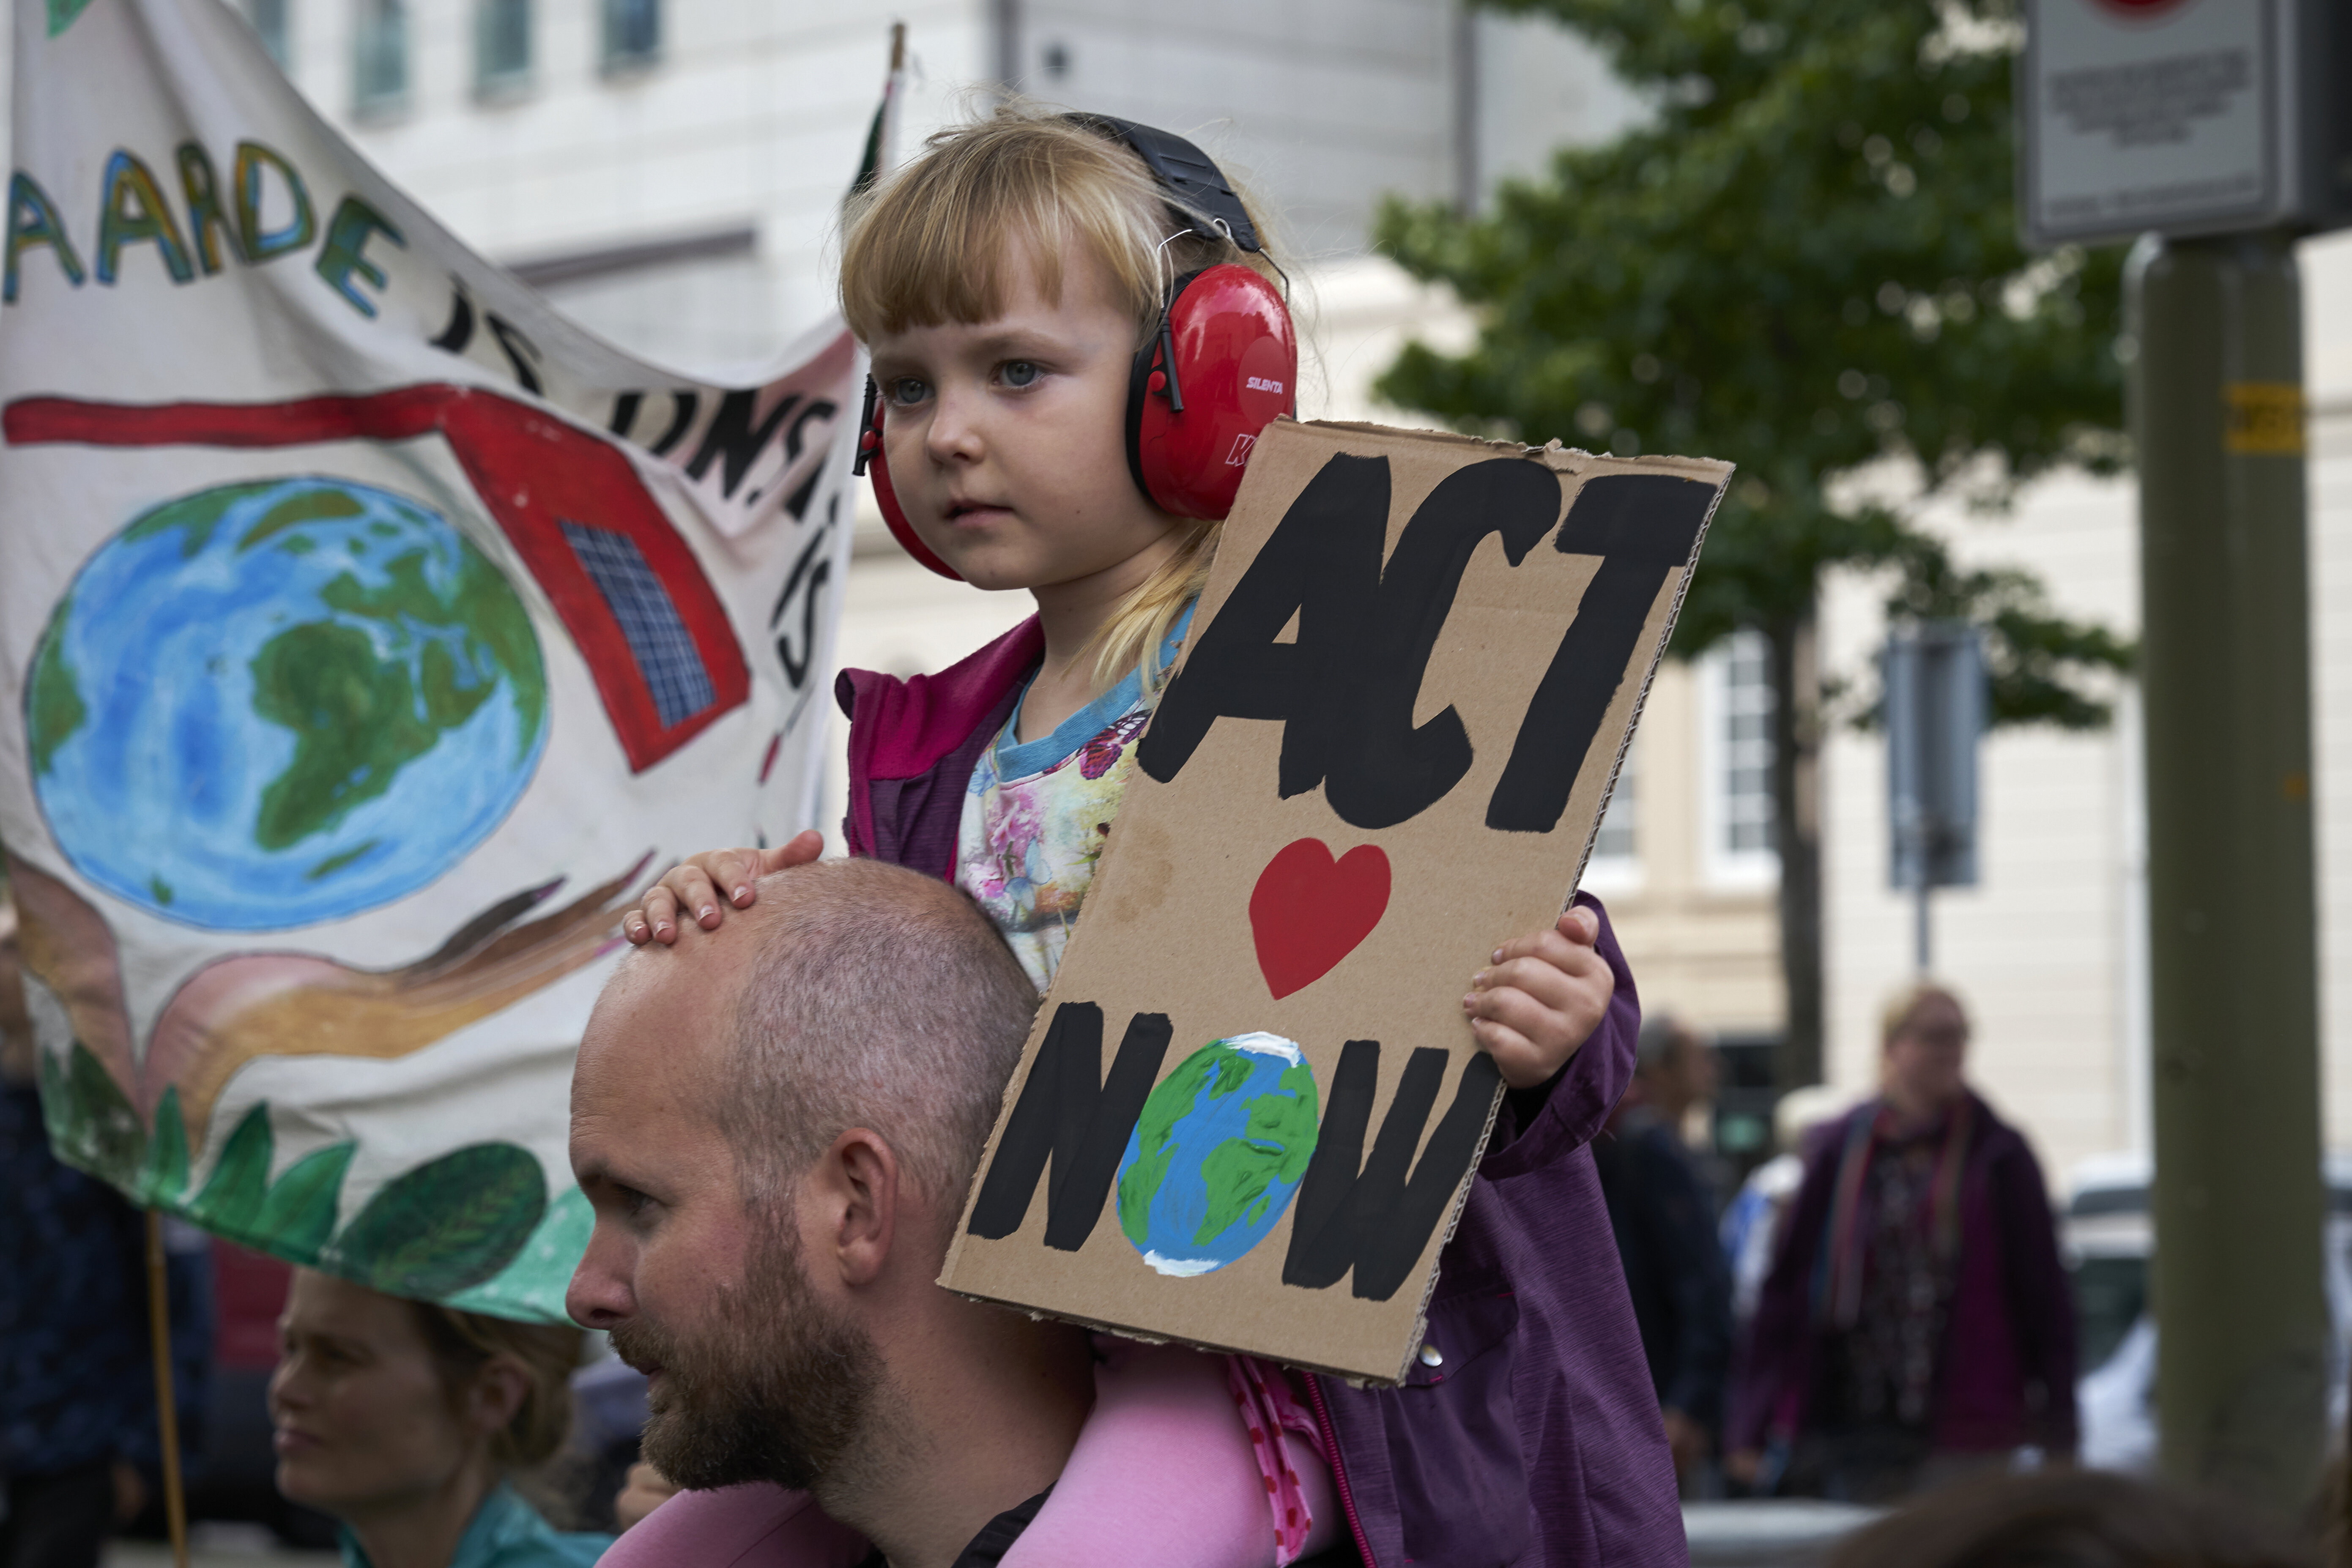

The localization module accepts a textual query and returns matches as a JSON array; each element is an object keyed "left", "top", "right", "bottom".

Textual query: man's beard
[{"left": 608, "top": 1220, "right": 886, "bottom": 1493}]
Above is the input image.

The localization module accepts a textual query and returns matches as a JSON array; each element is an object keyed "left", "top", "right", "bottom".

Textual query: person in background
[
  {"left": 271, "top": 1267, "right": 609, "bottom": 1568},
  {"left": 1720, "top": 1084, "right": 1854, "bottom": 1333},
  {"left": 1825, "top": 1469, "right": 2311, "bottom": 1568},
  {"left": 562, "top": 1353, "right": 649, "bottom": 1532},
  {"left": 1594, "top": 1013, "right": 1734, "bottom": 1493},
  {"left": 1727, "top": 982, "right": 2078, "bottom": 1501},
  {"left": 1, "top": 896, "right": 212, "bottom": 1568}
]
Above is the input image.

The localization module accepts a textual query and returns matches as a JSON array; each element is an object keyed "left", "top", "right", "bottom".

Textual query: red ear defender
[
  {"left": 1126, "top": 264, "right": 1297, "bottom": 520},
  {"left": 855, "top": 375, "right": 964, "bottom": 581}
]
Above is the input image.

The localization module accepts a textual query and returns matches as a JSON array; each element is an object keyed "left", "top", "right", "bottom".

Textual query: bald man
[{"left": 566, "top": 859, "right": 1093, "bottom": 1568}]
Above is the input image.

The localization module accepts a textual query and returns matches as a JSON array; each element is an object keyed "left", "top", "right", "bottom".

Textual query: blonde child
[{"left": 616, "top": 107, "right": 1681, "bottom": 1568}]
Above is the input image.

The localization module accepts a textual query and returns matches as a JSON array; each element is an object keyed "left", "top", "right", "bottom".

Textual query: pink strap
[
  {"left": 595, "top": 1484, "right": 867, "bottom": 1568},
  {"left": 1228, "top": 1355, "right": 1337, "bottom": 1566}
]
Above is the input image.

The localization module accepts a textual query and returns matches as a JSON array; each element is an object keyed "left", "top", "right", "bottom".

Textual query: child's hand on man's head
[
  {"left": 1463, "top": 906, "right": 1615, "bottom": 1090},
  {"left": 622, "top": 829, "right": 824, "bottom": 945}
]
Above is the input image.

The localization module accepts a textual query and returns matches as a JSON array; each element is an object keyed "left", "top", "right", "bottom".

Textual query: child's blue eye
[
  {"left": 887, "top": 376, "right": 930, "bottom": 406},
  {"left": 1001, "top": 361, "right": 1040, "bottom": 388}
]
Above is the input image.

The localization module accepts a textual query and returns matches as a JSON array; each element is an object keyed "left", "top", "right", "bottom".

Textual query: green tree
[{"left": 1375, "top": 0, "right": 2133, "bottom": 1087}]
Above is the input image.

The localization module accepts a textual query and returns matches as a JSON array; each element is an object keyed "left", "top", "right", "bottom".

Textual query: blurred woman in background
[
  {"left": 1725, "top": 982, "right": 2078, "bottom": 1501},
  {"left": 271, "top": 1268, "right": 611, "bottom": 1568}
]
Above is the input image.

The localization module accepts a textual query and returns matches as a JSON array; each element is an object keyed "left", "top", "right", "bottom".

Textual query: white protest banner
[{"left": 2, "top": 0, "right": 868, "bottom": 1319}]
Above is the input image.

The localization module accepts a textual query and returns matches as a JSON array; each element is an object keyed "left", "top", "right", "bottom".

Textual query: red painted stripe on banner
[{"left": 6, "top": 388, "right": 750, "bottom": 773}]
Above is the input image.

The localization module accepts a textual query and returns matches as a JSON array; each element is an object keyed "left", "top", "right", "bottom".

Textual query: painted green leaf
[
  {"left": 443, "top": 1185, "right": 596, "bottom": 1324},
  {"left": 191, "top": 1103, "right": 274, "bottom": 1236},
  {"left": 27, "top": 596, "right": 85, "bottom": 777},
  {"left": 60, "top": 1043, "right": 144, "bottom": 1180},
  {"left": 47, "top": 0, "right": 96, "bottom": 38},
  {"left": 327, "top": 1144, "right": 546, "bottom": 1300},
  {"left": 36, "top": 1048, "right": 68, "bottom": 1130},
  {"left": 257, "top": 1141, "right": 357, "bottom": 1259},
  {"left": 142, "top": 1085, "right": 191, "bottom": 1202}
]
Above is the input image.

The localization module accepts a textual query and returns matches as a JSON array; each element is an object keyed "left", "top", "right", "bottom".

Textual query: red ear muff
[
  {"left": 1125, "top": 264, "right": 1297, "bottom": 520},
  {"left": 855, "top": 376, "right": 963, "bottom": 581}
]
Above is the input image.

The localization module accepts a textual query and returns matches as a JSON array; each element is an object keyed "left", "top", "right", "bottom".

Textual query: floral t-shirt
[{"left": 955, "top": 607, "right": 1194, "bottom": 992}]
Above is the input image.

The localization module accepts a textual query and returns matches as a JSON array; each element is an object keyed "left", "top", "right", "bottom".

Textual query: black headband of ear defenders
[{"left": 1059, "top": 112, "right": 1263, "bottom": 256}]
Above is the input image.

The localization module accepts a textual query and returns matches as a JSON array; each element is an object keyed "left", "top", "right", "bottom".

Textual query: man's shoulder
[{"left": 479, "top": 1533, "right": 611, "bottom": 1568}]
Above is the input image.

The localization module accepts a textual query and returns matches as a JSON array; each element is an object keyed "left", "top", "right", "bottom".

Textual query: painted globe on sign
[
  {"left": 1114, "top": 1032, "right": 1320, "bottom": 1277},
  {"left": 25, "top": 476, "right": 548, "bottom": 931}
]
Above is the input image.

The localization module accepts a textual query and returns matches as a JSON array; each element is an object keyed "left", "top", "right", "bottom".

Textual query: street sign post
[
  {"left": 2021, "top": 0, "right": 2336, "bottom": 1513},
  {"left": 1883, "top": 624, "right": 1984, "bottom": 975}
]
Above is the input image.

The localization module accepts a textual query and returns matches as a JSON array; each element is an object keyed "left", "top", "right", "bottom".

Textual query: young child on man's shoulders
[{"left": 619, "top": 105, "right": 1681, "bottom": 1568}]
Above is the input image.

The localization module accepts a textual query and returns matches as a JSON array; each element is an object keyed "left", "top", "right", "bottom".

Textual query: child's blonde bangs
[{"left": 842, "top": 111, "right": 1174, "bottom": 342}]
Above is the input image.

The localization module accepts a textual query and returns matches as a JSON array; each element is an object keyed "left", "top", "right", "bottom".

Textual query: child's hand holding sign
[{"left": 1466, "top": 904, "right": 1616, "bottom": 1089}]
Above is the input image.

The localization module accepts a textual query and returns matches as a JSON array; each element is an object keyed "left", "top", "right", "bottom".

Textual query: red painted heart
[{"left": 1249, "top": 838, "right": 1393, "bottom": 1000}]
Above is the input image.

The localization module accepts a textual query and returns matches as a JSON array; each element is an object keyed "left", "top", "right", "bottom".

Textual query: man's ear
[{"left": 811, "top": 1128, "right": 899, "bottom": 1288}]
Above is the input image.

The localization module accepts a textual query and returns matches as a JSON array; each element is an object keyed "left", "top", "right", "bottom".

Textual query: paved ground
[
  {"left": 106, "top": 1526, "right": 335, "bottom": 1567},
  {"left": 1684, "top": 1500, "right": 1881, "bottom": 1566}
]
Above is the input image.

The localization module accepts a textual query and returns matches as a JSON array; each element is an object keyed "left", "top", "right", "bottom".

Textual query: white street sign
[{"left": 2021, "top": 0, "right": 2311, "bottom": 247}]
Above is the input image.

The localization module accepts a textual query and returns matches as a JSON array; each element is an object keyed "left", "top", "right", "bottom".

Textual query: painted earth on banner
[{"left": 1, "top": 0, "right": 863, "bottom": 1318}]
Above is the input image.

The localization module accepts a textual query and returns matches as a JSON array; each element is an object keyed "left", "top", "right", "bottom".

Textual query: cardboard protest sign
[
  {"left": 940, "top": 419, "right": 1726, "bottom": 1382},
  {"left": 0, "top": 0, "right": 869, "bottom": 1319}
]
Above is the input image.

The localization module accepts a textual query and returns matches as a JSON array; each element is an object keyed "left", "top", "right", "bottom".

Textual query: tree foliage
[{"left": 1373, "top": 0, "right": 2133, "bottom": 725}]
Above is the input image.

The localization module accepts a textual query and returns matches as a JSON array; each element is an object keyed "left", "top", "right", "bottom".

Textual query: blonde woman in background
[
  {"left": 271, "top": 1269, "right": 611, "bottom": 1568},
  {"left": 1725, "top": 984, "right": 2078, "bottom": 1501}
]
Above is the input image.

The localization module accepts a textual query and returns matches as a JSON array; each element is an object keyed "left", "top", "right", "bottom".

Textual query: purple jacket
[
  {"left": 836, "top": 618, "right": 1685, "bottom": 1568},
  {"left": 1726, "top": 1093, "right": 2078, "bottom": 1459}
]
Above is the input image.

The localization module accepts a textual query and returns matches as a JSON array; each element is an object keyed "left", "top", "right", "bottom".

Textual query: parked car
[{"left": 2064, "top": 1151, "right": 2352, "bottom": 1470}]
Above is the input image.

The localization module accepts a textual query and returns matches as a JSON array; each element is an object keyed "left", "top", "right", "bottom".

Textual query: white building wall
[
  {"left": 303, "top": 0, "right": 992, "bottom": 369},
  {"left": 234, "top": 0, "right": 1635, "bottom": 367},
  {"left": 1819, "top": 471, "right": 2143, "bottom": 1180},
  {"left": 1008, "top": 0, "right": 1455, "bottom": 258}
]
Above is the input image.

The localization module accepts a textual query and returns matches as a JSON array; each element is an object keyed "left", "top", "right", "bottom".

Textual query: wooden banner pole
[{"left": 143, "top": 1209, "right": 191, "bottom": 1568}]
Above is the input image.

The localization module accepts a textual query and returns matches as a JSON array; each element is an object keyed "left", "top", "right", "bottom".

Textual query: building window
[
  {"left": 1582, "top": 736, "right": 1641, "bottom": 893},
  {"left": 245, "top": 0, "right": 289, "bottom": 66},
  {"left": 1703, "top": 629, "right": 1779, "bottom": 887},
  {"left": 477, "top": 0, "right": 531, "bottom": 93},
  {"left": 352, "top": 0, "right": 407, "bottom": 113},
  {"left": 602, "top": 0, "right": 660, "bottom": 70},
  {"left": 1722, "top": 631, "right": 1775, "bottom": 853}
]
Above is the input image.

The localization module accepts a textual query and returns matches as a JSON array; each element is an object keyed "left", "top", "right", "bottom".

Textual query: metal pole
[
  {"left": 1914, "top": 878, "right": 1930, "bottom": 975},
  {"left": 2129, "top": 230, "right": 2327, "bottom": 1513}
]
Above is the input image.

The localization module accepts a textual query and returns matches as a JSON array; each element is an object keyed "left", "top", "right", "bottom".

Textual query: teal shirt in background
[{"left": 339, "top": 1484, "right": 612, "bottom": 1568}]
